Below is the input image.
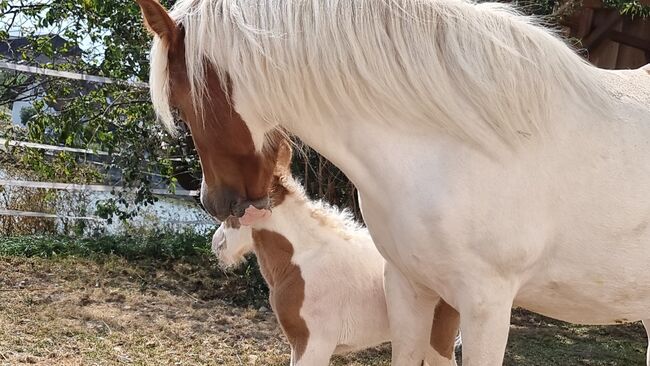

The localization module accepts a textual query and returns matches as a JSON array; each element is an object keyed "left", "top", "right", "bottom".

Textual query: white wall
[
  {"left": 0, "top": 168, "right": 215, "bottom": 235},
  {"left": 82, "top": 191, "right": 215, "bottom": 235}
]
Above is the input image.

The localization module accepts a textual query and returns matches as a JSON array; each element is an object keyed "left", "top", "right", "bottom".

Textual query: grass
[
  {"left": 0, "top": 231, "right": 213, "bottom": 260},
  {"left": 0, "top": 234, "right": 647, "bottom": 365},
  {"left": 505, "top": 309, "right": 646, "bottom": 365}
]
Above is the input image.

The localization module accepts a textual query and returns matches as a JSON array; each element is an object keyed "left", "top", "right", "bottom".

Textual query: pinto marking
[
  {"left": 136, "top": 0, "right": 288, "bottom": 221},
  {"left": 252, "top": 229, "right": 309, "bottom": 361},
  {"left": 431, "top": 298, "right": 461, "bottom": 360}
]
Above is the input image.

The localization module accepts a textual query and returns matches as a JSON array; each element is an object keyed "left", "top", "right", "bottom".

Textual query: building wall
[{"left": 0, "top": 168, "right": 214, "bottom": 236}]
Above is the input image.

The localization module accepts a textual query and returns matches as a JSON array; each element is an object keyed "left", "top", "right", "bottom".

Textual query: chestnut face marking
[{"left": 137, "top": 0, "right": 286, "bottom": 220}]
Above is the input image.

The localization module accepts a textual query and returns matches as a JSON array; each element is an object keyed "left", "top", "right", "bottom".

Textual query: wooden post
[{"left": 582, "top": 10, "right": 622, "bottom": 50}]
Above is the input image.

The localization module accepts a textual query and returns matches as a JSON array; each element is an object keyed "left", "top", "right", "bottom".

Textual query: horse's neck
[
  {"left": 284, "top": 117, "right": 455, "bottom": 207},
  {"left": 281, "top": 96, "right": 595, "bottom": 210}
]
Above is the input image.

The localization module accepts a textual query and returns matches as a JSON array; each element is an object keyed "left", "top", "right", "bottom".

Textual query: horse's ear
[
  {"left": 136, "top": 0, "right": 178, "bottom": 44},
  {"left": 274, "top": 141, "right": 293, "bottom": 176}
]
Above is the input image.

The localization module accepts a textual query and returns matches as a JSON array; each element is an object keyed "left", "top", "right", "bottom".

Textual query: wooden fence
[{"left": 562, "top": 0, "right": 650, "bottom": 69}]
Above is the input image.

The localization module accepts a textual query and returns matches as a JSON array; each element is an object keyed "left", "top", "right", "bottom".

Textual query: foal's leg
[
  {"left": 457, "top": 284, "right": 514, "bottom": 366},
  {"left": 291, "top": 338, "right": 336, "bottom": 366},
  {"left": 643, "top": 319, "right": 650, "bottom": 366},
  {"left": 425, "top": 299, "right": 461, "bottom": 366},
  {"left": 385, "top": 262, "right": 438, "bottom": 366}
]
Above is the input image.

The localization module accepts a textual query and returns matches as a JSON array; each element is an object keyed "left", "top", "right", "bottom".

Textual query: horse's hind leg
[{"left": 641, "top": 319, "right": 650, "bottom": 366}]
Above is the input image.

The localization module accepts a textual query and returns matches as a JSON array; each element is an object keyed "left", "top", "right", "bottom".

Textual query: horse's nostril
[
  {"left": 229, "top": 200, "right": 239, "bottom": 216},
  {"left": 203, "top": 200, "right": 230, "bottom": 221},
  {"left": 231, "top": 203, "right": 246, "bottom": 218},
  {"left": 200, "top": 186, "right": 267, "bottom": 221}
]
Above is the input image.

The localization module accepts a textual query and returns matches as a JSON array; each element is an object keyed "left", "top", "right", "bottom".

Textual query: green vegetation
[
  {"left": 0, "top": 232, "right": 271, "bottom": 308},
  {"left": 0, "top": 231, "right": 212, "bottom": 260},
  {"left": 603, "top": 0, "right": 650, "bottom": 18},
  {"left": 0, "top": 0, "right": 199, "bottom": 222}
]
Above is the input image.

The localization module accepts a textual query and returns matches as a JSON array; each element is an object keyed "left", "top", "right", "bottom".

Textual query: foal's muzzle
[{"left": 211, "top": 223, "right": 226, "bottom": 254}]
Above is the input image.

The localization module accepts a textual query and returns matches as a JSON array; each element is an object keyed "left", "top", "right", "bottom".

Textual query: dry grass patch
[{"left": 0, "top": 252, "right": 646, "bottom": 366}]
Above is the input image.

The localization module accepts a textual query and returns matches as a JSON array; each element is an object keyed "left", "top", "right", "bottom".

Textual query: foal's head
[
  {"left": 212, "top": 216, "right": 254, "bottom": 268},
  {"left": 137, "top": 0, "right": 286, "bottom": 220}
]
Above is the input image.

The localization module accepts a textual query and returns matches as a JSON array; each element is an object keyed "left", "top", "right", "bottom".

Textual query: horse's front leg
[
  {"left": 290, "top": 337, "right": 336, "bottom": 366},
  {"left": 643, "top": 319, "right": 650, "bottom": 366},
  {"left": 384, "top": 262, "right": 439, "bottom": 366},
  {"left": 456, "top": 283, "right": 515, "bottom": 366}
]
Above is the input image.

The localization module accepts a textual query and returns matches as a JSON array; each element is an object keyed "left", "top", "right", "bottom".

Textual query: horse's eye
[{"left": 171, "top": 107, "right": 182, "bottom": 121}]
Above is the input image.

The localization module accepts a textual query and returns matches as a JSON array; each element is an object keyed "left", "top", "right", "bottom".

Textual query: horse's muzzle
[{"left": 231, "top": 196, "right": 271, "bottom": 218}]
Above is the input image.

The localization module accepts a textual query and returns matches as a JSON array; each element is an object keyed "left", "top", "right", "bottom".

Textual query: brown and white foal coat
[{"left": 213, "top": 174, "right": 460, "bottom": 366}]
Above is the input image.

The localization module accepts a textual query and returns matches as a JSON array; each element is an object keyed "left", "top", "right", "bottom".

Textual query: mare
[{"left": 137, "top": 0, "right": 650, "bottom": 364}]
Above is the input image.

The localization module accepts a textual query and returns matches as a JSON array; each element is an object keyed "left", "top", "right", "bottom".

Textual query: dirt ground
[{"left": 0, "top": 256, "right": 647, "bottom": 365}]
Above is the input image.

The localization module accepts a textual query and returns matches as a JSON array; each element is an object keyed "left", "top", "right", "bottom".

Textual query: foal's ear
[
  {"left": 274, "top": 141, "right": 293, "bottom": 176},
  {"left": 136, "top": 0, "right": 179, "bottom": 44}
]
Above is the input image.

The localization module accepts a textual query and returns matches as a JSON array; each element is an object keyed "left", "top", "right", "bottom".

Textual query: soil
[{"left": 0, "top": 256, "right": 646, "bottom": 365}]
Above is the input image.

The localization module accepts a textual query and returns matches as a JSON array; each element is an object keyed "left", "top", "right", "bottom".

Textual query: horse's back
[
  {"left": 642, "top": 63, "right": 650, "bottom": 74},
  {"left": 605, "top": 67, "right": 650, "bottom": 106}
]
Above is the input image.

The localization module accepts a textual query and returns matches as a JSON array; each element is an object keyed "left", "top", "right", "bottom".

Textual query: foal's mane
[
  {"left": 152, "top": 0, "right": 611, "bottom": 147},
  {"left": 278, "top": 174, "right": 368, "bottom": 240}
]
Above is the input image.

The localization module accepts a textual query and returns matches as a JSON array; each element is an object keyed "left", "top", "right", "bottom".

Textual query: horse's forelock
[{"left": 149, "top": 38, "right": 177, "bottom": 134}]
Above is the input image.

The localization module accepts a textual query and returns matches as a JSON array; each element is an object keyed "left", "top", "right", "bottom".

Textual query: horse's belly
[
  {"left": 352, "top": 117, "right": 650, "bottom": 325},
  {"left": 516, "top": 261, "right": 650, "bottom": 324}
]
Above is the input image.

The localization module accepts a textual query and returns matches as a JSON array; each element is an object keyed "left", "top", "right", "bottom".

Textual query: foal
[{"left": 212, "top": 148, "right": 459, "bottom": 366}]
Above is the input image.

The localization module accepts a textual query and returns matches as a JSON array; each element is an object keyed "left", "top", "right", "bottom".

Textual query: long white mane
[{"left": 152, "top": 0, "right": 612, "bottom": 147}]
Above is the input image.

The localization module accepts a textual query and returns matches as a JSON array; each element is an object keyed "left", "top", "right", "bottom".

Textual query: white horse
[
  {"left": 212, "top": 145, "right": 460, "bottom": 365},
  {"left": 138, "top": 0, "right": 650, "bottom": 364}
]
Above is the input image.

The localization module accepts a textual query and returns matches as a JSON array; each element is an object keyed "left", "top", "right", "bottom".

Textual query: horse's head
[{"left": 136, "top": 0, "right": 287, "bottom": 221}]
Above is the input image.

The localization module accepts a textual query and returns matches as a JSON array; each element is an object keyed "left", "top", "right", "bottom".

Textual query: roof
[{"left": 0, "top": 34, "right": 82, "bottom": 62}]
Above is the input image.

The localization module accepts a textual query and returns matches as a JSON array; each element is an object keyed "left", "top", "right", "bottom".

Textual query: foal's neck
[
  {"left": 248, "top": 175, "right": 311, "bottom": 289},
  {"left": 252, "top": 174, "right": 361, "bottom": 255},
  {"left": 250, "top": 174, "right": 367, "bottom": 290}
]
